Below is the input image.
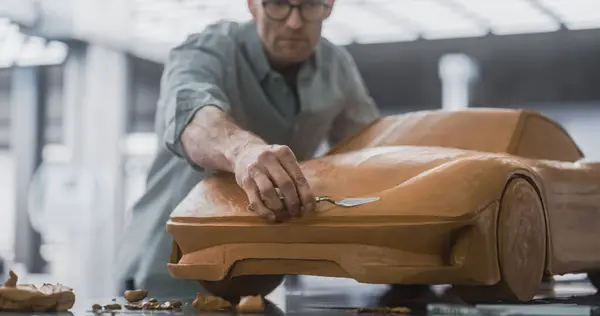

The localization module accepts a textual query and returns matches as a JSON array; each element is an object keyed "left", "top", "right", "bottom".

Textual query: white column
[
  {"left": 62, "top": 46, "right": 86, "bottom": 166},
  {"left": 438, "top": 53, "right": 479, "bottom": 110},
  {"left": 9, "top": 66, "right": 46, "bottom": 272},
  {"left": 78, "top": 45, "right": 129, "bottom": 297}
]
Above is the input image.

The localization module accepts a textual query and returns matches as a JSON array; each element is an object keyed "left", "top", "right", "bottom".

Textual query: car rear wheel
[{"left": 454, "top": 177, "right": 547, "bottom": 304}]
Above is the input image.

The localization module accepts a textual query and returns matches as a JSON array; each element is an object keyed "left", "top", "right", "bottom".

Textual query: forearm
[{"left": 180, "top": 106, "right": 267, "bottom": 172}]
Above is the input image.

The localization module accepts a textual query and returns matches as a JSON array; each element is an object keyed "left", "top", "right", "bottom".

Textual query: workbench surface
[{"left": 1, "top": 275, "right": 599, "bottom": 315}]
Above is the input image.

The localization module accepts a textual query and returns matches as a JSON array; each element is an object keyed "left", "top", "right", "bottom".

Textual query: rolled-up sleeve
[
  {"left": 160, "top": 31, "right": 233, "bottom": 159},
  {"left": 329, "top": 48, "right": 381, "bottom": 145}
]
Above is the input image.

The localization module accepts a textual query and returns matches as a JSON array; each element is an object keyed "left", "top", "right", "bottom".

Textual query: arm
[
  {"left": 181, "top": 104, "right": 265, "bottom": 173},
  {"left": 161, "top": 30, "right": 315, "bottom": 222},
  {"left": 328, "top": 49, "right": 381, "bottom": 146},
  {"left": 161, "top": 31, "right": 234, "bottom": 163}
]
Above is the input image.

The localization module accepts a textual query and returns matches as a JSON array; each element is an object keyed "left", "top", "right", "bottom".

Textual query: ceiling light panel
[
  {"left": 537, "top": 0, "right": 600, "bottom": 30},
  {"left": 452, "top": 0, "right": 561, "bottom": 35},
  {"left": 0, "top": 23, "right": 24, "bottom": 68},
  {"left": 16, "top": 38, "right": 69, "bottom": 66},
  {"left": 326, "top": 1, "right": 418, "bottom": 44},
  {"left": 369, "top": 0, "right": 487, "bottom": 39},
  {"left": 0, "top": 21, "right": 67, "bottom": 68},
  {"left": 133, "top": 0, "right": 207, "bottom": 43},
  {"left": 132, "top": 0, "right": 254, "bottom": 42}
]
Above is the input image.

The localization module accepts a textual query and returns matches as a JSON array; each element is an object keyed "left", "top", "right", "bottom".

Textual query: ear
[
  {"left": 323, "top": 0, "right": 335, "bottom": 19},
  {"left": 247, "top": 0, "right": 258, "bottom": 18}
]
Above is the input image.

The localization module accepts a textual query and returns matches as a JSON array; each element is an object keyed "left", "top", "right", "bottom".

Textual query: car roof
[{"left": 329, "top": 108, "right": 584, "bottom": 162}]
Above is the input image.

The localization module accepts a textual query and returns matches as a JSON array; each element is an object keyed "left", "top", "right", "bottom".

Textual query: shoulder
[
  {"left": 317, "top": 38, "right": 362, "bottom": 92},
  {"left": 319, "top": 38, "right": 357, "bottom": 66},
  {"left": 169, "top": 20, "right": 246, "bottom": 57}
]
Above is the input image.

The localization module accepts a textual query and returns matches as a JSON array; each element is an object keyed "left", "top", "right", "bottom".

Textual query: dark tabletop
[{"left": 1, "top": 276, "right": 599, "bottom": 316}]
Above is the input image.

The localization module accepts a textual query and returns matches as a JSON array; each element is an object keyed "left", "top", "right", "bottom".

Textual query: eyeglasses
[{"left": 261, "top": 0, "right": 332, "bottom": 22}]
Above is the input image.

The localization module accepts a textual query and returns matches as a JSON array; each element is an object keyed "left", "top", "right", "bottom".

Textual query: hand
[{"left": 233, "top": 144, "right": 316, "bottom": 222}]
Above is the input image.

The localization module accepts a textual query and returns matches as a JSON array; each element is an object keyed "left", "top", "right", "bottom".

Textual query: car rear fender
[
  {"left": 395, "top": 155, "right": 552, "bottom": 275},
  {"left": 434, "top": 155, "right": 552, "bottom": 275}
]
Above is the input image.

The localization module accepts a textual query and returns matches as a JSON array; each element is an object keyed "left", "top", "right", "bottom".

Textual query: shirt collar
[
  {"left": 242, "top": 20, "right": 322, "bottom": 82},
  {"left": 242, "top": 21, "right": 271, "bottom": 81}
]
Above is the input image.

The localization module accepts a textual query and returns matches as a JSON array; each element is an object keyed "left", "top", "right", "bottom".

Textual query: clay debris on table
[
  {"left": 124, "top": 289, "right": 148, "bottom": 302},
  {"left": 92, "top": 290, "right": 266, "bottom": 314},
  {"left": 237, "top": 295, "right": 266, "bottom": 313},
  {"left": 310, "top": 305, "right": 411, "bottom": 315},
  {"left": 191, "top": 293, "right": 266, "bottom": 313},
  {"left": 91, "top": 293, "right": 183, "bottom": 313},
  {"left": 192, "top": 293, "right": 232, "bottom": 311},
  {"left": 355, "top": 306, "right": 411, "bottom": 314},
  {"left": 0, "top": 270, "right": 76, "bottom": 312}
]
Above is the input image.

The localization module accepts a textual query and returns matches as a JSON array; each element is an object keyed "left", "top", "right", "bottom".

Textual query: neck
[
  {"left": 266, "top": 55, "right": 302, "bottom": 89},
  {"left": 267, "top": 55, "right": 301, "bottom": 73},
  {"left": 275, "top": 62, "right": 302, "bottom": 78}
]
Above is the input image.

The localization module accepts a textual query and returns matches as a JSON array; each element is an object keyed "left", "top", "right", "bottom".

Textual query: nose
[{"left": 285, "top": 7, "right": 303, "bottom": 29}]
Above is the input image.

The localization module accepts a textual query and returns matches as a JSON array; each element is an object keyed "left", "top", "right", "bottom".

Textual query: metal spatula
[{"left": 315, "top": 196, "right": 380, "bottom": 207}]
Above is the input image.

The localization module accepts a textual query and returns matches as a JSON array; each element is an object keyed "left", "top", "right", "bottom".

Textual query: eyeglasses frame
[{"left": 260, "top": 0, "right": 332, "bottom": 22}]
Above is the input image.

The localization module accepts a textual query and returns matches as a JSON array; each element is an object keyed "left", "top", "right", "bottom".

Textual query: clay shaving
[
  {"left": 124, "top": 303, "right": 143, "bottom": 310},
  {"left": 93, "top": 299, "right": 183, "bottom": 312},
  {"left": 0, "top": 270, "right": 76, "bottom": 312},
  {"left": 3, "top": 271, "right": 17, "bottom": 287},
  {"left": 237, "top": 295, "right": 265, "bottom": 313},
  {"left": 124, "top": 289, "right": 148, "bottom": 302},
  {"left": 170, "top": 300, "right": 183, "bottom": 309},
  {"left": 92, "top": 303, "right": 102, "bottom": 312},
  {"left": 103, "top": 303, "right": 121, "bottom": 310},
  {"left": 90, "top": 289, "right": 183, "bottom": 313},
  {"left": 356, "top": 306, "right": 411, "bottom": 314},
  {"left": 192, "top": 293, "right": 232, "bottom": 311}
]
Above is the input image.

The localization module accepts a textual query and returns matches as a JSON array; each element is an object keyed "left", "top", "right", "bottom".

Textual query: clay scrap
[
  {"left": 92, "top": 299, "right": 183, "bottom": 312},
  {"left": 192, "top": 292, "right": 232, "bottom": 311},
  {"left": 103, "top": 303, "right": 121, "bottom": 310},
  {"left": 124, "top": 289, "right": 148, "bottom": 302},
  {"left": 356, "top": 306, "right": 411, "bottom": 314},
  {"left": 0, "top": 270, "right": 76, "bottom": 312},
  {"left": 91, "top": 287, "right": 266, "bottom": 313},
  {"left": 4, "top": 271, "right": 16, "bottom": 287},
  {"left": 236, "top": 295, "right": 266, "bottom": 313},
  {"left": 90, "top": 289, "right": 182, "bottom": 313},
  {"left": 311, "top": 305, "right": 411, "bottom": 314},
  {"left": 92, "top": 303, "right": 102, "bottom": 312}
]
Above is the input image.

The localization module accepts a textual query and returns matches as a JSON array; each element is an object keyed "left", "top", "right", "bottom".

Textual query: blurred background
[{"left": 0, "top": 0, "right": 599, "bottom": 300}]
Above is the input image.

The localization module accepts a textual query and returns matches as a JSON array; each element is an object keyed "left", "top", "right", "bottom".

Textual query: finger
[
  {"left": 243, "top": 180, "right": 277, "bottom": 223},
  {"left": 275, "top": 151, "right": 316, "bottom": 215},
  {"left": 264, "top": 161, "right": 301, "bottom": 217},
  {"left": 253, "top": 172, "right": 284, "bottom": 212},
  {"left": 294, "top": 173, "right": 316, "bottom": 214}
]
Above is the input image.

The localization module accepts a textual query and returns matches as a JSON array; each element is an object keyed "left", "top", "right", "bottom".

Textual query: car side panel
[{"left": 532, "top": 160, "right": 600, "bottom": 274}]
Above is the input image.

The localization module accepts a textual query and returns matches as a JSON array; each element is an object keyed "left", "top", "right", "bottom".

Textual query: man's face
[{"left": 248, "top": 0, "right": 333, "bottom": 67}]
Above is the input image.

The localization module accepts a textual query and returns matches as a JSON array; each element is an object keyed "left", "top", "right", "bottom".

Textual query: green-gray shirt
[{"left": 114, "top": 20, "right": 380, "bottom": 296}]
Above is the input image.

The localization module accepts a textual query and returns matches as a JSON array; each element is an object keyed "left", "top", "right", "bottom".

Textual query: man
[{"left": 114, "top": 0, "right": 380, "bottom": 297}]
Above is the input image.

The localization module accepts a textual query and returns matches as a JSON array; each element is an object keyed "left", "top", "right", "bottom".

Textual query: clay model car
[{"left": 167, "top": 108, "right": 600, "bottom": 303}]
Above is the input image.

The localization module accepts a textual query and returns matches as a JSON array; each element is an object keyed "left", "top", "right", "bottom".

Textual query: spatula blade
[{"left": 336, "top": 197, "right": 380, "bottom": 207}]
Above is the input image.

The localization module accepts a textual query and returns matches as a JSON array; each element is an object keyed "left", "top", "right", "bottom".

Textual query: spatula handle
[{"left": 315, "top": 196, "right": 336, "bottom": 205}]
